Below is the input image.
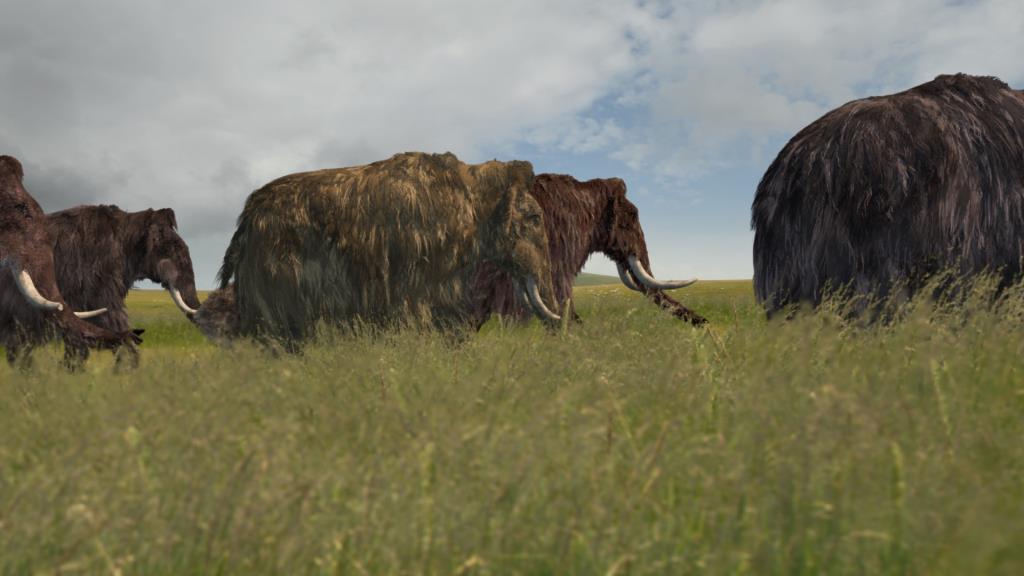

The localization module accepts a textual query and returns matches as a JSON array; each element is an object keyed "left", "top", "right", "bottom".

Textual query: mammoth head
[
  {"left": 137, "top": 208, "right": 201, "bottom": 318},
  {"left": 600, "top": 178, "right": 697, "bottom": 292},
  {"left": 193, "top": 283, "right": 238, "bottom": 345},
  {"left": 0, "top": 155, "right": 64, "bottom": 311},
  {"left": 0, "top": 155, "right": 24, "bottom": 181},
  {"left": 0, "top": 156, "right": 111, "bottom": 321},
  {"left": 602, "top": 178, "right": 645, "bottom": 262},
  {"left": 1, "top": 155, "right": 38, "bottom": 250},
  {"left": 482, "top": 161, "right": 563, "bottom": 323}
]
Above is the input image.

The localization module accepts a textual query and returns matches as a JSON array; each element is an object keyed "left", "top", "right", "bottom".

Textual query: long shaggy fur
[
  {"left": 0, "top": 205, "right": 199, "bottom": 365},
  {"left": 473, "top": 174, "right": 707, "bottom": 325},
  {"left": 752, "top": 74, "right": 1024, "bottom": 315},
  {"left": 205, "top": 151, "right": 556, "bottom": 343}
]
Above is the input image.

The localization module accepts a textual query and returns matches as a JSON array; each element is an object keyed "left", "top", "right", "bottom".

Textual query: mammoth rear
[{"left": 751, "top": 74, "right": 1024, "bottom": 316}]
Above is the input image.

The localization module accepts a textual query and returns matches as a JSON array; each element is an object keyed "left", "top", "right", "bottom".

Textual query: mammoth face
[
  {"left": 599, "top": 178, "right": 698, "bottom": 293},
  {"left": 602, "top": 179, "right": 648, "bottom": 264},
  {"left": 483, "top": 165, "right": 562, "bottom": 322},
  {"left": 193, "top": 283, "right": 238, "bottom": 344},
  {"left": 0, "top": 155, "right": 64, "bottom": 310},
  {"left": 139, "top": 208, "right": 201, "bottom": 317},
  {"left": 0, "top": 156, "right": 47, "bottom": 266}
]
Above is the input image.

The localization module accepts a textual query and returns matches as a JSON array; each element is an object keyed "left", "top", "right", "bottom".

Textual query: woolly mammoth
[
  {"left": 473, "top": 174, "right": 705, "bottom": 326},
  {"left": 752, "top": 74, "right": 1024, "bottom": 316},
  {"left": 196, "top": 152, "right": 560, "bottom": 345},
  {"left": 0, "top": 205, "right": 199, "bottom": 367},
  {"left": 0, "top": 155, "right": 140, "bottom": 365}
]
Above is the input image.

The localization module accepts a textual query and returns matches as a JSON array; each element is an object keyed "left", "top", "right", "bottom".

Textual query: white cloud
[
  {"left": 526, "top": 117, "right": 625, "bottom": 154},
  {"left": 0, "top": 0, "right": 647, "bottom": 285},
  {"left": 602, "top": 0, "right": 1024, "bottom": 181}
]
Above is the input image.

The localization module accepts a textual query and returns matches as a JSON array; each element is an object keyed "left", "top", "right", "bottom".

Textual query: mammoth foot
[{"left": 113, "top": 341, "right": 141, "bottom": 372}]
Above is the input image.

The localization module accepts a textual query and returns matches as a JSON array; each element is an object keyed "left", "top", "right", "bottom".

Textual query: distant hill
[{"left": 574, "top": 272, "right": 619, "bottom": 286}]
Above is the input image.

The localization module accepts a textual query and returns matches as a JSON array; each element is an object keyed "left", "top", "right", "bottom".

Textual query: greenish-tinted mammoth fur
[{"left": 197, "top": 152, "right": 558, "bottom": 344}]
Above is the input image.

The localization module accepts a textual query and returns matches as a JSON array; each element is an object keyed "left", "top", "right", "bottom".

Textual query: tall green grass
[{"left": 0, "top": 281, "right": 1021, "bottom": 574}]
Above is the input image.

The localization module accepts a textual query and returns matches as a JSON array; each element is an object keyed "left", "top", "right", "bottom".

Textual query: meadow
[{"left": 0, "top": 278, "right": 1022, "bottom": 574}]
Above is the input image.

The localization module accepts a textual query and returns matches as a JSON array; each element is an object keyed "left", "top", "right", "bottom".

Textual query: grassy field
[{"left": 1, "top": 280, "right": 1022, "bottom": 574}]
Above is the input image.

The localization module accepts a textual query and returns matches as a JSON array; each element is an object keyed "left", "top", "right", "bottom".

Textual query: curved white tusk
[
  {"left": 13, "top": 268, "right": 63, "bottom": 311},
  {"left": 170, "top": 287, "right": 198, "bottom": 316},
  {"left": 627, "top": 255, "right": 697, "bottom": 290},
  {"left": 525, "top": 277, "right": 561, "bottom": 322},
  {"left": 74, "top": 308, "right": 108, "bottom": 319},
  {"left": 616, "top": 261, "right": 642, "bottom": 291}
]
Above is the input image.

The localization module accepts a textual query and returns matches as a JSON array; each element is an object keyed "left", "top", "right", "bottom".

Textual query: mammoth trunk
[
  {"left": 157, "top": 259, "right": 200, "bottom": 318},
  {"left": 193, "top": 284, "right": 239, "bottom": 344},
  {"left": 614, "top": 255, "right": 706, "bottom": 326}
]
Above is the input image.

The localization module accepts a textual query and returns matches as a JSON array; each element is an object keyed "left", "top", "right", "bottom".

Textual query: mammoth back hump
[{"left": 234, "top": 156, "right": 495, "bottom": 292}]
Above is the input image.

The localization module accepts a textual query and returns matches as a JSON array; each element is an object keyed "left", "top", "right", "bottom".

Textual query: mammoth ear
[
  {"left": 506, "top": 160, "right": 535, "bottom": 183},
  {"left": 156, "top": 258, "right": 178, "bottom": 279},
  {"left": 149, "top": 208, "right": 178, "bottom": 230},
  {"left": 607, "top": 177, "right": 628, "bottom": 197},
  {"left": 0, "top": 156, "right": 24, "bottom": 181},
  {"left": 606, "top": 189, "right": 626, "bottom": 231},
  {"left": 491, "top": 185, "right": 518, "bottom": 231}
]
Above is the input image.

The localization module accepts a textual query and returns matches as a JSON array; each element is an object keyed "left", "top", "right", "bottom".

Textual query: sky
[{"left": 2, "top": 0, "right": 1023, "bottom": 288}]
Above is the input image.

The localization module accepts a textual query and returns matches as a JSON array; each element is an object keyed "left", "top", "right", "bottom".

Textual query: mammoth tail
[{"left": 217, "top": 224, "right": 247, "bottom": 290}]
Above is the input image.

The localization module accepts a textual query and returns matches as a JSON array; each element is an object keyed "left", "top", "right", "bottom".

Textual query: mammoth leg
[
  {"left": 62, "top": 341, "right": 90, "bottom": 372},
  {"left": 555, "top": 297, "right": 582, "bottom": 325},
  {"left": 472, "top": 310, "right": 492, "bottom": 332},
  {"left": 252, "top": 334, "right": 300, "bottom": 358},
  {"left": 6, "top": 342, "right": 36, "bottom": 372},
  {"left": 567, "top": 298, "right": 583, "bottom": 325},
  {"left": 440, "top": 324, "right": 472, "bottom": 347},
  {"left": 430, "top": 306, "right": 473, "bottom": 343},
  {"left": 112, "top": 332, "right": 142, "bottom": 373},
  {"left": 113, "top": 340, "right": 141, "bottom": 372}
]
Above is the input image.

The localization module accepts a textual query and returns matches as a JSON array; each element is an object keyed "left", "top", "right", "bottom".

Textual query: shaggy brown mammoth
[
  {"left": 196, "top": 152, "right": 561, "bottom": 345},
  {"left": 473, "top": 174, "right": 706, "bottom": 326},
  {"left": 0, "top": 155, "right": 141, "bottom": 365},
  {"left": 1, "top": 205, "right": 199, "bottom": 368}
]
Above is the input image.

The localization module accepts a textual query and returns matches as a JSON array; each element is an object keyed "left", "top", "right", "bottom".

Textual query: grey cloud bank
[{"left": 2, "top": 0, "right": 1022, "bottom": 285}]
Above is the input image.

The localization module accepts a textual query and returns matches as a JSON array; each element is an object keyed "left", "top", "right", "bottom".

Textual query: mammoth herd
[
  {"left": 0, "top": 151, "right": 698, "bottom": 368},
  {"left": 3, "top": 73, "right": 1024, "bottom": 369}
]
